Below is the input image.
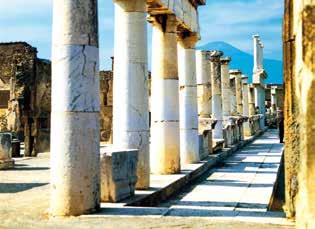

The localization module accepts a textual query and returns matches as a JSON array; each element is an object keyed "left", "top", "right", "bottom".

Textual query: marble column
[
  {"left": 271, "top": 86, "right": 277, "bottom": 114},
  {"left": 178, "top": 33, "right": 199, "bottom": 164},
  {"left": 254, "top": 86, "right": 266, "bottom": 128},
  {"left": 210, "top": 51, "right": 224, "bottom": 139},
  {"left": 196, "top": 51, "right": 212, "bottom": 118},
  {"left": 242, "top": 76, "right": 251, "bottom": 136},
  {"left": 230, "top": 70, "right": 243, "bottom": 115},
  {"left": 253, "top": 35, "right": 260, "bottom": 73},
  {"left": 229, "top": 72, "right": 237, "bottom": 115},
  {"left": 150, "top": 15, "right": 180, "bottom": 174},
  {"left": 50, "top": 0, "right": 100, "bottom": 216},
  {"left": 248, "top": 85, "right": 256, "bottom": 116},
  {"left": 113, "top": 0, "right": 149, "bottom": 189},
  {"left": 220, "top": 57, "right": 231, "bottom": 119}
]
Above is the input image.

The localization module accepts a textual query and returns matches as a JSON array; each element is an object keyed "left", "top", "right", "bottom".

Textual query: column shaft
[
  {"left": 253, "top": 35, "right": 260, "bottom": 73},
  {"left": 254, "top": 85, "right": 265, "bottom": 128},
  {"left": 150, "top": 15, "right": 180, "bottom": 174},
  {"left": 271, "top": 87, "right": 277, "bottom": 113},
  {"left": 210, "top": 51, "right": 223, "bottom": 139},
  {"left": 242, "top": 77, "right": 250, "bottom": 136},
  {"left": 248, "top": 86, "right": 256, "bottom": 116},
  {"left": 196, "top": 51, "right": 212, "bottom": 118},
  {"left": 229, "top": 75, "right": 237, "bottom": 115},
  {"left": 50, "top": 0, "right": 100, "bottom": 216},
  {"left": 178, "top": 34, "right": 199, "bottom": 164},
  {"left": 113, "top": 0, "right": 149, "bottom": 189},
  {"left": 221, "top": 58, "right": 231, "bottom": 119},
  {"left": 235, "top": 73, "right": 243, "bottom": 114}
]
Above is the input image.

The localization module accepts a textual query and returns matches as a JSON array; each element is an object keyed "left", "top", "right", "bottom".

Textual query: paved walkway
[
  {"left": 159, "top": 129, "right": 287, "bottom": 224},
  {"left": 0, "top": 129, "right": 294, "bottom": 228}
]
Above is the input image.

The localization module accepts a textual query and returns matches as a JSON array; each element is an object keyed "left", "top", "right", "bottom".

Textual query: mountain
[{"left": 197, "top": 41, "right": 283, "bottom": 84}]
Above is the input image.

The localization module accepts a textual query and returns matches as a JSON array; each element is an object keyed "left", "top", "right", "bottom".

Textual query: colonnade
[{"left": 49, "top": 0, "right": 266, "bottom": 217}]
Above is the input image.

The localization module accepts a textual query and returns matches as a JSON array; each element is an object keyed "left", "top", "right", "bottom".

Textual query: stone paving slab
[{"left": 157, "top": 129, "right": 290, "bottom": 225}]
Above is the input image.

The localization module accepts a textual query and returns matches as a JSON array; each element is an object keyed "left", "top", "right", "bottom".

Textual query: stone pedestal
[
  {"left": 150, "top": 15, "right": 180, "bottom": 174},
  {"left": 178, "top": 33, "right": 199, "bottom": 164},
  {"left": 50, "top": 0, "right": 100, "bottom": 216},
  {"left": 198, "top": 118, "right": 215, "bottom": 159},
  {"left": 0, "top": 133, "right": 14, "bottom": 170},
  {"left": 196, "top": 51, "right": 212, "bottom": 118},
  {"left": 210, "top": 51, "right": 224, "bottom": 139},
  {"left": 100, "top": 148, "right": 138, "bottom": 202},
  {"left": 113, "top": 0, "right": 149, "bottom": 189}
]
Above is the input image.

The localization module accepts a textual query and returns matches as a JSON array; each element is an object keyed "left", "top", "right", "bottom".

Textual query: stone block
[
  {"left": 0, "top": 132, "right": 14, "bottom": 169},
  {"left": 100, "top": 148, "right": 138, "bottom": 202},
  {"left": 11, "top": 140, "right": 21, "bottom": 157},
  {"left": 199, "top": 130, "right": 213, "bottom": 160}
]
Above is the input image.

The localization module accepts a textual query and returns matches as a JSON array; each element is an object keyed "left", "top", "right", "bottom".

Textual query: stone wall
[
  {"left": 100, "top": 70, "right": 113, "bottom": 142},
  {"left": 283, "top": 0, "right": 315, "bottom": 227},
  {"left": 0, "top": 42, "right": 51, "bottom": 156}
]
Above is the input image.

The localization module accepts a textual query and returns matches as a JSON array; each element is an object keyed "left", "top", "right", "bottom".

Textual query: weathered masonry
[
  {"left": 0, "top": 0, "right": 285, "bottom": 219},
  {"left": 283, "top": 0, "right": 315, "bottom": 228},
  {"left": 0, "top": 42, "right": 51, "bottom": 157}
]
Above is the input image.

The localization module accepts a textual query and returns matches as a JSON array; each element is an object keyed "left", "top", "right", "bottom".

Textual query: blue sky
[{"left": 0, "top": 0, "right": 283, "bottom": 70}]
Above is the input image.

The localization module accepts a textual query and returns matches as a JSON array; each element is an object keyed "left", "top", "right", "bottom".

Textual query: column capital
[
  {"left": 253, "top": 34, "right": 260, "bottom": 39},
  {"left": 113, "top": 0, "right": 146, "bottom": 12},
  {"left": 229, "top": 69, "right": 242, "bottom": 75},
  {"left": 209, "top": 50, "right": 223, "bottom": 62},
  {"left": 220, "top": 57, "right": 231, "bottom": 65},
  {"left": 148, "top": 14, "right": 178, "bottom": 33},
  {"left": 242, "top": 75, "right": 249, "bottom": 84},
  {"left": 177, "top": 31, "right": 199, "bottom": 49}
]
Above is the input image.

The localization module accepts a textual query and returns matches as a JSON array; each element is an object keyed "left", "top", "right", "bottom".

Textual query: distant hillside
[{"left": 197, "top": 41, "right": 283, "bottom": 84}]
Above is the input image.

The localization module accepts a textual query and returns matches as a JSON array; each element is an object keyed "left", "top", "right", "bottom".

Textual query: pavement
[{"left": 0, "top": 129, "right": 294, "bottom": 228}]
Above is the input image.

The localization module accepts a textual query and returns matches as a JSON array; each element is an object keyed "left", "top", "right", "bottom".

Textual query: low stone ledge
[{"left": 100, "top": 148, "right": 138, "bottom": 203}]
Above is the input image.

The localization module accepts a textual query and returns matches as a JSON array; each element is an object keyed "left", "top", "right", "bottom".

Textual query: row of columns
[{"left": 50, "top": 0, "right": 266, "bottom": 217}]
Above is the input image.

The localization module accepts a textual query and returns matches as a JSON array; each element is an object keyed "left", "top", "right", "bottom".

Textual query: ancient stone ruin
[
  {"left": 0, "top": 42, "right": 51, "bottom": 158},
  {"left": 0, "top": 1, "right": 314, "bottom": 228}
]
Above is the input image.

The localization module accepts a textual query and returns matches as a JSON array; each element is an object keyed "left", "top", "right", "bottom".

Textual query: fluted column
[
  {"left": 150, "top": 15, "right": 180, "bottom": 174},
  {"left": 220, "top": 57, "right": 231, "bottom": 119},
  {"left": 178, "top": 33, "right": 199, "bottom": 164},
  {"left": 113, "top": 0, "right": 149, "bottom": 189},
  {"left": 210, "top": 51, "right": 224, "bottom": 139},
  {"left": 196, "top": 51, "right": 212, "bottom": 118},
  {"left": 50, "top": 0, "right": 100, "bottom": 216}
]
